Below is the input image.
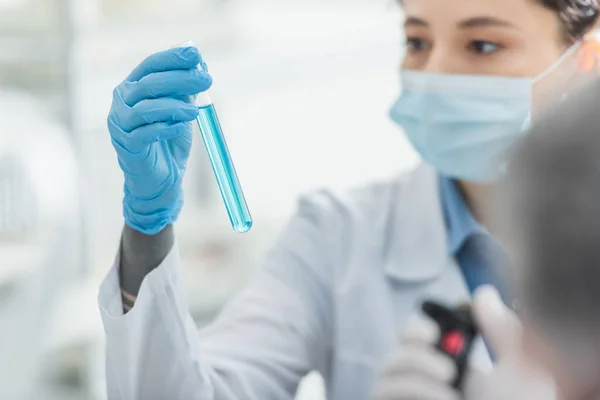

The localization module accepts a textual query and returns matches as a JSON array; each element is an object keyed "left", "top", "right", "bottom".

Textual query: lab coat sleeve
[{"left": 98, "top": 193, "right": 336, "bottom": 400}]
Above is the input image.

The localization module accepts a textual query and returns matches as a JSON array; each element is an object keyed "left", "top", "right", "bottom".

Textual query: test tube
[
  {"left": 195, "top": 93, "right": 252, "bottom": 233},
  {"left": 175, "top": 41, "right": 252, "bottom": 233}
]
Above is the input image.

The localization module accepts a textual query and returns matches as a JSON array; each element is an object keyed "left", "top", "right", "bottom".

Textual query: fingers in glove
[
  {"left": 126, "top": 46, "right": 204, "bottom": 82},
  {"left": 382, "top": 345, "right": 457, "bottom": 384},
  {"left": 373, "top": 374, "right": 461, "bottom": 400},
  {"left": 110, "top": 120, "right": 189, "bottom": 154},
  {"left": 401, "top": 316, "right": 441, "bottom": 346},
  {"left": 118, "top": 69, "right": 212, "bottom": 107},
  {"left": 472, "top": 285, "right": 522, "bottom": 360},
  {"left": 112, "top": 97, "right": 199, "bottom": 133}
]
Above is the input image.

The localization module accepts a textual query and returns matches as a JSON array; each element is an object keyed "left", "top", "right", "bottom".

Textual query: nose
[{"left": 422, "top": 47, "right": 464, "bottom": 74}]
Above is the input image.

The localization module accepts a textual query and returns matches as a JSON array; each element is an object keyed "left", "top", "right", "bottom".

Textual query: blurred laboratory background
[{"left": 0, "top": 0, "right": 417, "bottom": 398}]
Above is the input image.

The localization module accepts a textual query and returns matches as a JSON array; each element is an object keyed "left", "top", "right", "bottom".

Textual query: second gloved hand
[
  {"left": 372, "top": 316, "right": 460, "bottom": 400},
  {"left": 464, "top": 286, "right": 557, "bottom": 400},
  {"left": 108, "top": 45, "right": 212, "bottom": 234}
]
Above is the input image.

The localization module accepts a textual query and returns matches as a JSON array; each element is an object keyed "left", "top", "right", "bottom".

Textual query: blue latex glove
[{"left": 108, "top": 46, "right": 212, "bottom": 234}]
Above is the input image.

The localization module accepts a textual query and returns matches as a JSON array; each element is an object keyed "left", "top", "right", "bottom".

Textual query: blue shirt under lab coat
[{"left": 439, "top": 176, "right": 512, "bottom": 304}]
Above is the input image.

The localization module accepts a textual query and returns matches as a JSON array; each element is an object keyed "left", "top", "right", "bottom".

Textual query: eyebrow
[
  {"left": 458, "top": 17, "right": 516, "bottom": 29},
  {"left": 403, "top": 16, "right": 516, "bottom": 29},
  {"left": 404, "top": 17, "right": 428, "bottom": 28}
]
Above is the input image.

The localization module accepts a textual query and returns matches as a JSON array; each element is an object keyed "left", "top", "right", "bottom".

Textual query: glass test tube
[{"left": 195, "top": 92, "right": 252, "bottom": 233}]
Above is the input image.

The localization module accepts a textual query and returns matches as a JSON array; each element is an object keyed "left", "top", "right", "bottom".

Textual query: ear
[{"left": 578, "top": 36, "right": 600, "bottom": 73}]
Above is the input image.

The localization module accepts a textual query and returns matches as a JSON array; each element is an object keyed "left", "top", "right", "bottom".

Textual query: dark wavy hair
[{"left": 541, "top": 0, "right": 600, "bottom": 41}]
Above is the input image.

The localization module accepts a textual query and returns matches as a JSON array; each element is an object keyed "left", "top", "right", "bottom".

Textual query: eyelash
[
  {"left": 405, "top": 37, "right": 430, "bottom": 52},
  {"left": 405, "top": 37, "right": 503, "bottom": 55},
  {"left": 468, "top": 40, "right": 502, "bottom": 54}
]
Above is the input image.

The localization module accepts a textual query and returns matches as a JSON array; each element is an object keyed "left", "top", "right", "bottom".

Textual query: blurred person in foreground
[
  {"left": 99, "top": 0, "right": 600, "bottom": 399},
  {"left": 497, "top": 76, "right": 600, "bottom": 400}
]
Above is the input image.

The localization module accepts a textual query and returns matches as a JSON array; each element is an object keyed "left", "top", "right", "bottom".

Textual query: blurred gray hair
[{"left": 501, "top": 77, "right": 600, "bottom": 343}]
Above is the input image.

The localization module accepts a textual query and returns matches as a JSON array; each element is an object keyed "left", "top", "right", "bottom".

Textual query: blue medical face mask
[{"left": 389, "top": 44, "right": 579, "bottom": 183}]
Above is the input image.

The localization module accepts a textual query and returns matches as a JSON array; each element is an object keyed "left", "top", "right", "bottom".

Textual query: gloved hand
[
  {"left": 107, "top": 45, "right": 212, "bottom": 234},
  {"left": 464, "top": 285, "right": 557, "bottom": 400},
  {"left": 372, "top": 316, "right": 460, "bottom": 400}
]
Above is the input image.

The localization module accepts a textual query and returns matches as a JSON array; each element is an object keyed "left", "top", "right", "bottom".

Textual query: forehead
[{"left": 402, "top": 0, "right": 547, "bottom": 25}]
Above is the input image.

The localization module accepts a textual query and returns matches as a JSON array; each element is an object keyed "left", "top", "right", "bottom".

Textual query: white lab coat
[{"left": 98, "top": 164, "right": 491, "bottom": 400}]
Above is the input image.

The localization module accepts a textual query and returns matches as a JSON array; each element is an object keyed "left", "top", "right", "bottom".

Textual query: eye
[
  {"left": 406, "top": 36, "right": 430, "bottom": 53},
  {"left": 469, "top": 40, "right": 501, "bottom": 54}
]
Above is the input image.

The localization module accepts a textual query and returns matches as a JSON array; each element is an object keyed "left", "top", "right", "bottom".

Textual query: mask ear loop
[
  {"left": 528, "top": 40, "right": 582, "bottom": 120},
  {"left": 532, "top": 40, "right": 583, "bottom": 84},
  {"left": 533, "top": 39, "right": 587, "bottom": 108}
]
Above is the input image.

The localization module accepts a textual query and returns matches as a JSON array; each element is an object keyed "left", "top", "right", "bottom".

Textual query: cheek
[
  {"left": 490, "top": 46, "right": 559, "bottom": 78},
  {"left": 401, "top": 49, "right": 431, "bottom": 71}
]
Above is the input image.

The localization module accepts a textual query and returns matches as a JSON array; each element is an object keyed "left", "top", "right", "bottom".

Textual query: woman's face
[{"left": 401, "top": 0, "right": 568, "bottom": 78}]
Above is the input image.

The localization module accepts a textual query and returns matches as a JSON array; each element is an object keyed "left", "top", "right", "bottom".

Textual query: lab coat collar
[{"left": 383, "top": 164, "right": 450, "bottom": 282}]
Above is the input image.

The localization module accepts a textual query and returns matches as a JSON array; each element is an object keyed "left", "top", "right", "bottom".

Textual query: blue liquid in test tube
[{"left": 195, "top": 92, "right": 252, "bottom": 233}]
